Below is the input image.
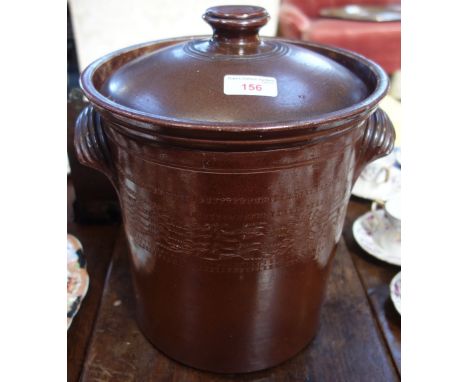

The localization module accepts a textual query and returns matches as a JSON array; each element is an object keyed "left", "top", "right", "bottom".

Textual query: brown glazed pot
[{"left": 74, "top": 5, "right": 395, "bottom": 373}]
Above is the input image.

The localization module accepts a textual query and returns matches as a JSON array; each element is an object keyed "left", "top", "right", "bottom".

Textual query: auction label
[{"left": 224, "top": 75, "right": 278, "bottom": 97}]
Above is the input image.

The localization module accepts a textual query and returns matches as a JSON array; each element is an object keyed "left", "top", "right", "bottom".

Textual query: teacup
[
  {"left": 360, "top": 154, "right": 394, "bottom": 185},
  {"left": 371, "top": 194, "right": 401, "bottom": 254}
]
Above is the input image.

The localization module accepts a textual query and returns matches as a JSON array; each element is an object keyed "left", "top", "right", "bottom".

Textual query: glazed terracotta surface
[{"left": 75, "top": 5, "right": 394, "bottom": 373}]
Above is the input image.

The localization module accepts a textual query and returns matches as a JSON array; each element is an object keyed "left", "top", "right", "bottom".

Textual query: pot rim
[{"left": 80, "top": 36, "right": 389, "bottom": 134}]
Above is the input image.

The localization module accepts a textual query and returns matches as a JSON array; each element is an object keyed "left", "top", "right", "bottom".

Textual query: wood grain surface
[
  {"left": 344, "top": 197, "right": 401, "bottom": 374},
  {"left": 67, "top": 179, "right": 120, "bottom": 382}
]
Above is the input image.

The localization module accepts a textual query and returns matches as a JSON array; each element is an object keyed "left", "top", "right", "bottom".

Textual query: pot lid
[{"left": 96, "top": 5, "right": 372, "bottom": 125}]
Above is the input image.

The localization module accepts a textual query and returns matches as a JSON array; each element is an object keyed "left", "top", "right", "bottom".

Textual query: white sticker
[{"left": 224, "top": 75, "right": 278, "bottom": 97}]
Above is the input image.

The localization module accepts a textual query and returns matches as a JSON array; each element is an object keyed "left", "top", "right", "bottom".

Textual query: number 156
[{"left": 242, "top": 83, "right": 262, "bottom": 91}]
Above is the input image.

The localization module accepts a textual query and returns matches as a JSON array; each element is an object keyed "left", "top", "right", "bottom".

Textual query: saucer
[
  {"left": 67, "top": 234, "right": 89, "bottom": 329},
  {"left": 390, "top": 272, "right": 401, "bottom": 314},
  {"left": 352, "top": 165, "right": 401, "bottom": 201},
  {"left": 352, "top": 210, "right": 401, "bottom": 266}
]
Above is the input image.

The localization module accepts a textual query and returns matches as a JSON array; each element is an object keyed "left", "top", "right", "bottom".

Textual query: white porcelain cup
[
  {"left": 371, "top": 194, "right": 401, "bottom": 254},
  {"left": 360, "top": 154, "right": 394, "bottom": 185}
]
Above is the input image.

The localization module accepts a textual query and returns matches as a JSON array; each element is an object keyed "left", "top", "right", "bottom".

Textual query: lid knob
[{"left": 203, "top": 5, "right": 270, "bottom": 49}]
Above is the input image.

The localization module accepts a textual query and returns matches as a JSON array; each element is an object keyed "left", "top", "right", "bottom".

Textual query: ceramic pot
[{"left": 74, "top": 5, "right": 394, "bottom": 373}]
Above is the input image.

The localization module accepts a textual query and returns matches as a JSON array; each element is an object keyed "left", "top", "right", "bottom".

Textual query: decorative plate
[
  {"left": 67, "top": 234, "right": 89, "bottom": 329},
  {"left": 390, "top": 272, "right": 401, "bottom": 314},
  {"left": 352, "top": 210, "right": 401, "bottom": 266}
]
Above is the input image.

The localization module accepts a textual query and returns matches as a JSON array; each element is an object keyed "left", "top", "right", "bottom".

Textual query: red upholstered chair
[{"left": 278, "top": 0, "right": 401, "bottom": 73}]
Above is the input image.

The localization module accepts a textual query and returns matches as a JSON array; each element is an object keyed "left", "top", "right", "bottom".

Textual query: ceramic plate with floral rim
[
  {"left": 67, "top": 234, "right": 89, "bottom": 329},
  {"left": 352, "top": 210, "right": 401, "bottom": 266},
  {"left": 390, "top": 272, "right": 401, "bottom": 314}
]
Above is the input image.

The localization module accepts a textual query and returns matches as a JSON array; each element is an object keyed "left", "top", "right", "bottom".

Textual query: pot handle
[
  {"left": 74, "top": 104, "right": 117, "bottom": 184},
  {"left": 354, "top": 107, "right": 396, "bottom": 182}
]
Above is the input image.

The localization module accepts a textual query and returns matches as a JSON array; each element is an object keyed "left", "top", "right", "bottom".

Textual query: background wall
[{"left": 68, "top": 0, "right": 280, "bottom": 70}]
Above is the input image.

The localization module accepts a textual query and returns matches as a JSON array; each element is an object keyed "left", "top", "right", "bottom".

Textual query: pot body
[{"left": 75, "top": 102, "right": 394, "bottom": 372}]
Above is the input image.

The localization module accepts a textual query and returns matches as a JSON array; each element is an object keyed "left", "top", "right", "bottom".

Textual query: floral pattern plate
[
  {"left": 352, "top": 210, "right": 401, "bottom": 266},
  {"left": 390, "top": 272, "right": 401, "bottom": 314},
  {"left": 67, "top": 234, "right": 89, "bottom": 329}
]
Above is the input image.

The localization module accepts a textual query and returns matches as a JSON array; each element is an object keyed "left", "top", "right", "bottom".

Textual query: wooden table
[{"left": 68, "top": 181, "right": 401, "bottom": 381}]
